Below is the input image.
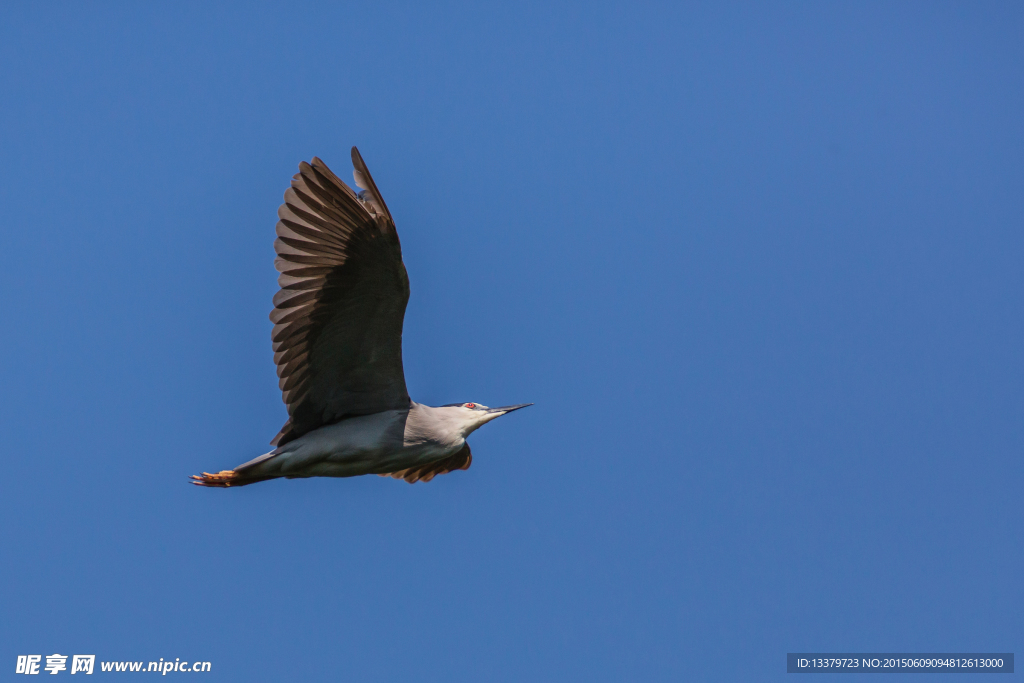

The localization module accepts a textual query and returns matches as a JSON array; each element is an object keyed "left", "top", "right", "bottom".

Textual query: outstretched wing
[
  {"left": 270, "top": 148, "right": 410, "bottom": 446},
  {"left": 379, "top": 443, "right": 473, "bottom": 483}
]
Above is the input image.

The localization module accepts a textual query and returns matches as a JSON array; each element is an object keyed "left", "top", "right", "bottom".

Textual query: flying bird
[{"left": 192, "top": 148, "right": 530, "bottom": 487}]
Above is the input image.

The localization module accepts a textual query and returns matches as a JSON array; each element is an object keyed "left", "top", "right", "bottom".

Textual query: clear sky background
[{"left": 1, "top": 2, "right": 1022, "bottom": 681}]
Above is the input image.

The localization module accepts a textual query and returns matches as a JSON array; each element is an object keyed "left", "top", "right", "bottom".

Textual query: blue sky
[{"left": 1, "top": 2, "right": 1021, "bottom": 680}]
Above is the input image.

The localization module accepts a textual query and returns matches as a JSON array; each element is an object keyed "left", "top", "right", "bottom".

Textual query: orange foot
[{"left": 190, "top": 470, "right": 240, "bottom": 487}]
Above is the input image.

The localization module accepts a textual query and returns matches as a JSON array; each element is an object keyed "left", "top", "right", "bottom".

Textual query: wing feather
[
  {"left": 379, "top": 444, "right": 473, "bottom": 484},
  {"left": 269, "top": 148, "right": 410, "bottom": 447}
]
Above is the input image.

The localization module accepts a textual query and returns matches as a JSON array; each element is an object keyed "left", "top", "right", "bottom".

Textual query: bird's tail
[{"left": 189, "top": 469, "right": 277, "bottom": 488}]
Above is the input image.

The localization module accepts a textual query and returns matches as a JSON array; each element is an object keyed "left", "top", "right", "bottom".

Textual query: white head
[{"left": 439, "top": 402, "right": 533, "bottom": 437}]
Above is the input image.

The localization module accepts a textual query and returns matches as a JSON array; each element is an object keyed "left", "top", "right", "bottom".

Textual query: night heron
[{"left": 192, "top": 147, "right": 530, "bottom": 487}]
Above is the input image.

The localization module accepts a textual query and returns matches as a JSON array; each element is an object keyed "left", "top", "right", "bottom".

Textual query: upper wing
[{"left": 269, "top": 148, "right": 411, "bottom": 446}]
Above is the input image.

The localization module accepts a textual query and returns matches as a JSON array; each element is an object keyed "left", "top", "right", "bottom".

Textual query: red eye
[{"left": 465, "top": 403, "right": 476, "bottom": 408}]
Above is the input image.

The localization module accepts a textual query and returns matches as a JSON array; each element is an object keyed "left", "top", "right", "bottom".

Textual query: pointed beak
[
  {"left": 486, "top": 403, "right": 533, "bottom": 415},
  {"left": 469, "top": 403, "right": 533, "bottom": 434}
]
